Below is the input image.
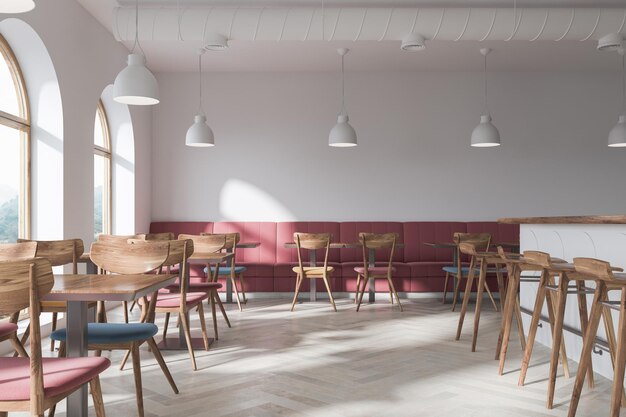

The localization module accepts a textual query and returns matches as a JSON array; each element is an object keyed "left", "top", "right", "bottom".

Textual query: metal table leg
[
  {"left": 309, "top": 251, "right": 317, "bottom": 302},
  {"left": 368, "top": 249, "right": 376, "bottom": 303},
  {"left": 66, "top": 300, "right": 89, "bottom": 417}
]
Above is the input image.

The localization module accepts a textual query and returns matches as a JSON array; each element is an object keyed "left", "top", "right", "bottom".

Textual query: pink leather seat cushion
[
  {"left": 0, "top": 322, "right": 18, "bottom": 338},
  {"left": 0, "top": 357, "right": 110, "bottom": 401},
  {"left": 354, "top": 266, "right": 396, "bottom": 275},
  {"left": 154, "top": 292, "right": 208, "bottom": 308}
]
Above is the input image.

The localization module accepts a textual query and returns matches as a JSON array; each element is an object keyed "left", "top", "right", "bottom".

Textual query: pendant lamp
[
  {"left": 113, "top": 0, "right": 159, "bottom": 105},
  {"left": 609, "top": 49, "right": 626, "bottom": 147},
  {"left": 186, "top": 50, "right": 214, "bottom": 147},
  {"left": 0, "top": 0, "right": 35, "bottom": 13},
  {"left": 329, "top": 48, "right": 357, "bottom": 147},
  {"left": 471, "top": 48, "right": 501, "bottom": 147}
]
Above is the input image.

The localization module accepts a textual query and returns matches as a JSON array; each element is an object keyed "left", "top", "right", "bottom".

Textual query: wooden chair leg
[
  {"left": 215, "top": 293, "right": 231, "bottom": 328},
  {"left": 321, "top": 276, "right": 337, "bottom": 312},
  {"left": 163, "top": 312, "right": 170, "bottom": 340},
  {"left": 179, "top": 312, "right": 197, "bottom": 371},
  {"left": 231, "top": 276, "right": 243, "bottom": 312},
  {"left": 238, "top": 274, "right": 247, "bottom": 303},
  {"left": 443, "top": 272, "right": 450, "bottom": 304},
  {"left": 15, "top": 323, "right": 30, "bottom": 357},
  {"left": 387, "top": 276, "right": 403, "bottom": 312},
  {"left": 610, "top": 288, "right": 626, "bottom": 417},
  {"left": 545, "top": 277, "right": 570, "bottom": 379},
  {"left": 354, "top": 274, "right": 361, "bottom": 303},
  {"left": 515, "top": 297, "right": 526, "bottom": 351},
  {"left": 129, "top": 300, "right": 137, "bottom": 311},
  {"left": 602, "top": 304, "right": 626, "bottom": 407},
  {"left": 89, "top": 376, "right": 106, "bottom": 417},
  {"left": 129, "top": 343, "right": 145, "bottom": 417},
  {"left": 484, "top": 280, "right": 498, "bottom": 312},
  {"left": 50, "top": 312, "right": 58, "bottom": 351},
  {"left": 576, "top": 280, "right": 595, "bottom": 389},
  {"left": 456, "top": 261, "right": 476, "bottom": 341},
  {"left": 547, "top": 276, "right": 569, "bottom": 409},
  {"left": 210, "top": 291, "right": 219, "bottom": 340},
  {"left": 58, "top": 341, "right": 66, "bottom": 357},
  {"left": 10, "top": 333, "right": 28, "bottom": 357},
  {"left": 146, "top": 337, "right": 179, "bottom": 394},
  {"left": 290, "top": 274, "right": 303, "bottom": 312},
  {"left": 497, "top": 269, "right": 519, "bottom": 369},
  {"left": 451, "top": 275, "right": 461, "bottom": 312},
  {"left": 471, "top": 261, "right": 487, "bottom": 352},
  {"left": 519, "top": 270, "right": 548, "bottom": 386},
  {"left": 123, "top": 301, "right": 129, "bottom": 323},
  {"left": 567, "top": 282, "right": 607, "bottom": 417},
  {"left": 120, "top": 349, "right": 131, "bottom": 371},
  {"left": 356, "top": 275, "right": 367, "bottom": 312},
  {"left": 198, "top": 303, "right": 210, "bottom": 351},
  {"left": 496, "top": 269, "right": 506, "bottom": 311},
  {"left": 48, "top": 404, "right": 56, "bottom": 417}
]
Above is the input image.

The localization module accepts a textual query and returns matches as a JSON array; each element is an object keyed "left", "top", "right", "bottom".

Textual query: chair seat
[
  {"left": 50, "top": 323, "right": 158, "bottom": 344},
  {"left": 0, "top": 356, "right": 110, "bottom": 401},
  {"left": 204, "top": 266, "right": 247, "bottom": 275},
  {"left": 354, "top": 266, "right": 395, "bottom": 275},
  {"left": 292, "top": 266, "right": 334, "bottom": 275},
  {"left": 165, "top": 278, "right": 223, "bottom": 292},
  {"left": 0, "top": 322, "right": 18, "bottom": 338},
  {"left": 154, "top": 292, "right": 209, "bottom": 308}
]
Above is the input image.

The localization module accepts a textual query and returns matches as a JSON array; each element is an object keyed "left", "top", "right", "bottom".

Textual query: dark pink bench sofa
[{"left": 149, "top": 221, "right": 519, "bottom": 293}]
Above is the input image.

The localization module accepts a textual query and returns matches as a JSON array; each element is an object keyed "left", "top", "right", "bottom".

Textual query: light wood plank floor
[{"left": 30, "top": 298, "right": 617, "bottom": 416}]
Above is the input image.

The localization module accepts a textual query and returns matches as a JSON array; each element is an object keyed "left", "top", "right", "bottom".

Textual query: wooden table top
[
  {"left": 498, "top": 215, "right": 626, "bottom": 224},
  {"left": 424, "top": 242, "right": 519, "bottom": 249},
  {"left": 45, "top": 273, "right": 178, "bottom": 302},
  {"left": 283, "top": 242, "right": 405, "bottom": 249},
  {"left": 237, "top": 242, "right": 260, "bottom": 248}
]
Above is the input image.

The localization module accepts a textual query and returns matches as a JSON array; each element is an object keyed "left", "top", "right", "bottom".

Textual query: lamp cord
[
  {"left": 341, "top": 53, "right": 346, "bottom": 115},
  {"left": 131, "top": 0, "right": 146, "bottom": 57},
  {"left": 622, "top": 52, "right": 625, "bottom": 115},
  {"left": 198, "top": 53, "right": 203, "bottom": 114},
  {"left": 483, "top": 52, "right": 488, "bottom": 114}
]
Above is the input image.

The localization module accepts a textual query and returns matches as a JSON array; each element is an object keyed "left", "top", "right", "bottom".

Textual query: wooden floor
[{"left": 34, "top": 297, "right": 617, "bottom": 417}]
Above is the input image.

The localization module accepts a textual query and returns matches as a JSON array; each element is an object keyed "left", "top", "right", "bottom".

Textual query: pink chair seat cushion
[
  {"left": 165, "top": 278, "right": 222, "bottom": 293},
  {"left": 0, "top": 357, "right": 110, "bottom": 401},
  {"left": 354, "top": 266, "right": 395, "bottom": 275},
  {"left": 154, "top": 292, "right": 208, "bottom": 308},
  {"left": 0, "top": 322, "right": 18, "bottom": 338}
]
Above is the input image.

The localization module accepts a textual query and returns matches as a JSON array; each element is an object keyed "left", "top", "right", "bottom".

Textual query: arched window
[
  {"left": 94, "top": 100, "right": 111, "bottom": 239},
  {"left": 0, "top": 34, "right": 30, "bottom": 243}
]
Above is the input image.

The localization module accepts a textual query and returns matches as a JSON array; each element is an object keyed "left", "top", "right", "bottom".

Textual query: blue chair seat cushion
[
  {"left": 50, "top": 323, "right": 158, "bottom": 344},
  {"left": 203, "top": 266, "right": 247, "bottom": 275}
]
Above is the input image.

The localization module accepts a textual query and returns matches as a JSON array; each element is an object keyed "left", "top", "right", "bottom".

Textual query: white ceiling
[{"left": 77, "top": 0, "right": 626, "bottom": 72}]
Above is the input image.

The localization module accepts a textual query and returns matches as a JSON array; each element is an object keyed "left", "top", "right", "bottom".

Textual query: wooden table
[
  {"left": 424, "top": 241, "right": 520, "bottom": 267},
  {"left": 223, "top": 242, "right": 260, "bottom": 303},
  {"left": 45, "top": 273, "right": 178, "bottom": 417},
  {"left": 284, "top": 242, "right": 404, "bottom": 303},
  {"left": 156, "top": 252, "right": 234, "bottom": 350}
]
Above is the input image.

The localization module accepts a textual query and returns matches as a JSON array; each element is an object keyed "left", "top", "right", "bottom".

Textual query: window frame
[
  {"left": 0, "top": 34, "right": 31, "bottom": 240},
  {"left": 94, "top": 99, "right": 112, "bottom": 236}
]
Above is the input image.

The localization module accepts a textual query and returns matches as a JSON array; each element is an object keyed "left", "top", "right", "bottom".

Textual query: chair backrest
[
  {"left": 140, "top": 232, "right": 175, "bottom": 241},
  {"left": 90, "top": 240, "right": 170, "bottom": 274},
  {"left": 573, "top": 257, "right": 615, "bottom": 281},
  {"left": 97, "top": 234, "right": 142, "bottom": 244},
  {"left": 455, "top": 233, "right": 491, "bottom": 271},
  {"left": 0, "top": 258, "right": 54, "bottom": 412},
  {"left": 0, "top": 241, "right": 37, "bottom": 261},
  {"left": 179, "top": 233, "right": 226, "bottom": 254},
  {"left": 522, "top": 250, "right": 552, "bottom": 269},
  {"left": 293, "top": 233, "right": 331, "bottom": 274},
  {"left": 359, "top": 232, "right": 398, "bottom": 273},
  {"left": 201, "top": 232, "right": 240, "bottom": 267},
  {"left": 18, "top": 238, "right": 84, "bottom": 274}
]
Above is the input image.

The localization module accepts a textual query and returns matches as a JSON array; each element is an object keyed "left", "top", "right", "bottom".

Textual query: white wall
[
  {"left": 1, "top": 0, "right": 153, "bottom": 242},
  {"left": 152, "top": 70, "right": 626, "bottom": 222}
]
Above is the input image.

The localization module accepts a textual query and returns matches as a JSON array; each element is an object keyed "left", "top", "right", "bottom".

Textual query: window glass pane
[
  {"left": 0, "top": 50, "right": 20, "bottom": 117},
  {"left": 0, "top": 124, "right": 21, "bottom": 243},
  {"left": 94, "top": 110, "right": 105, "bottom": 148},
  {"left": 94, "top": 154, "right": 105, "bottom": 239}
]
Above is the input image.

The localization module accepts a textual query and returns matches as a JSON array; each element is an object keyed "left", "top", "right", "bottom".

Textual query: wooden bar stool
[
  {"left": 455, "top": 241, "right": 506, "bottom": 352},
  {"left": 517, "top": 251, "right": 595, "bottom": 409},
  {"left": 568, "top": 258, "right": 626, "bottom": 417}
]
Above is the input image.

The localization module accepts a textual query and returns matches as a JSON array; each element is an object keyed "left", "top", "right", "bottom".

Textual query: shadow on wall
[{"left": 219, "top": 178, "right": 296, "bottom": 221}]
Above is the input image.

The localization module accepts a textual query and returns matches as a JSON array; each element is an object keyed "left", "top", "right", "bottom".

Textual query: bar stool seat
[
  {"left": 0, "top": 356, "right": 110, "bottom": 401},
  {"left": 51, "top": 323, "right": 158, "bottom": 344}
]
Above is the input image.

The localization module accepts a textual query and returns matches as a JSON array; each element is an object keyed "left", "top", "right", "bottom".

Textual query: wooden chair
[
  {"left": 174, "top": 234, "right": 231, "bottom": 340},
  {"left": 0, "top": 258, "right": 109, "bottom": 417},
  {"left": 0, "top": 242, "right": 37, "bottom": 358},
  {"left": 202, "top": 232, "right": 248, "bottom": 311},
  {"left": 355, "top": 233, "right": 402, "bottom": 312},
  {"left": 567, "top": 258, "right": 626, "bottom": 417},
  {"left": 17, "top": 238, "right": 93, "bottom": 352},
  {"left": 444, "top": 233, "right": 498, "bottom": 311},
  {"left": 139, "top": 239, "right": 210, "bottom": 371},
  {"left": 455, "top": 240, "right": 506, "bottom": 352},
  {"left": 50, "top": 240, "right": 178, "bottom": 417},
  {"left": 291, "top": 233, "right": 336, "bottom": 312}
]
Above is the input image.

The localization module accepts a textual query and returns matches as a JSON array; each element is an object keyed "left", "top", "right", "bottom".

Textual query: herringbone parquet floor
[{"left": 37, "top": 298, "right": 616, "bottom": 417}]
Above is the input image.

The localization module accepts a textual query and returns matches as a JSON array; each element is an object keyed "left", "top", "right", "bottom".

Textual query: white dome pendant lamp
[
  {"left": 186, "top": 49, "right": 214, "bottom": 147},
  {"left": 0, "top": 0, "right": 35, "bottom": 13},
  {"left": 471, "top": 48, "right": 501, "bottom": 148},
  {"left": 113, "top": 0, "right": 159, "bottom": 105},
  {"left": 329, "top": 48, "right": 357, "bottom": 147},
  {"left": 608, "top": 48, "right": 626, "bottom": 147}
]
